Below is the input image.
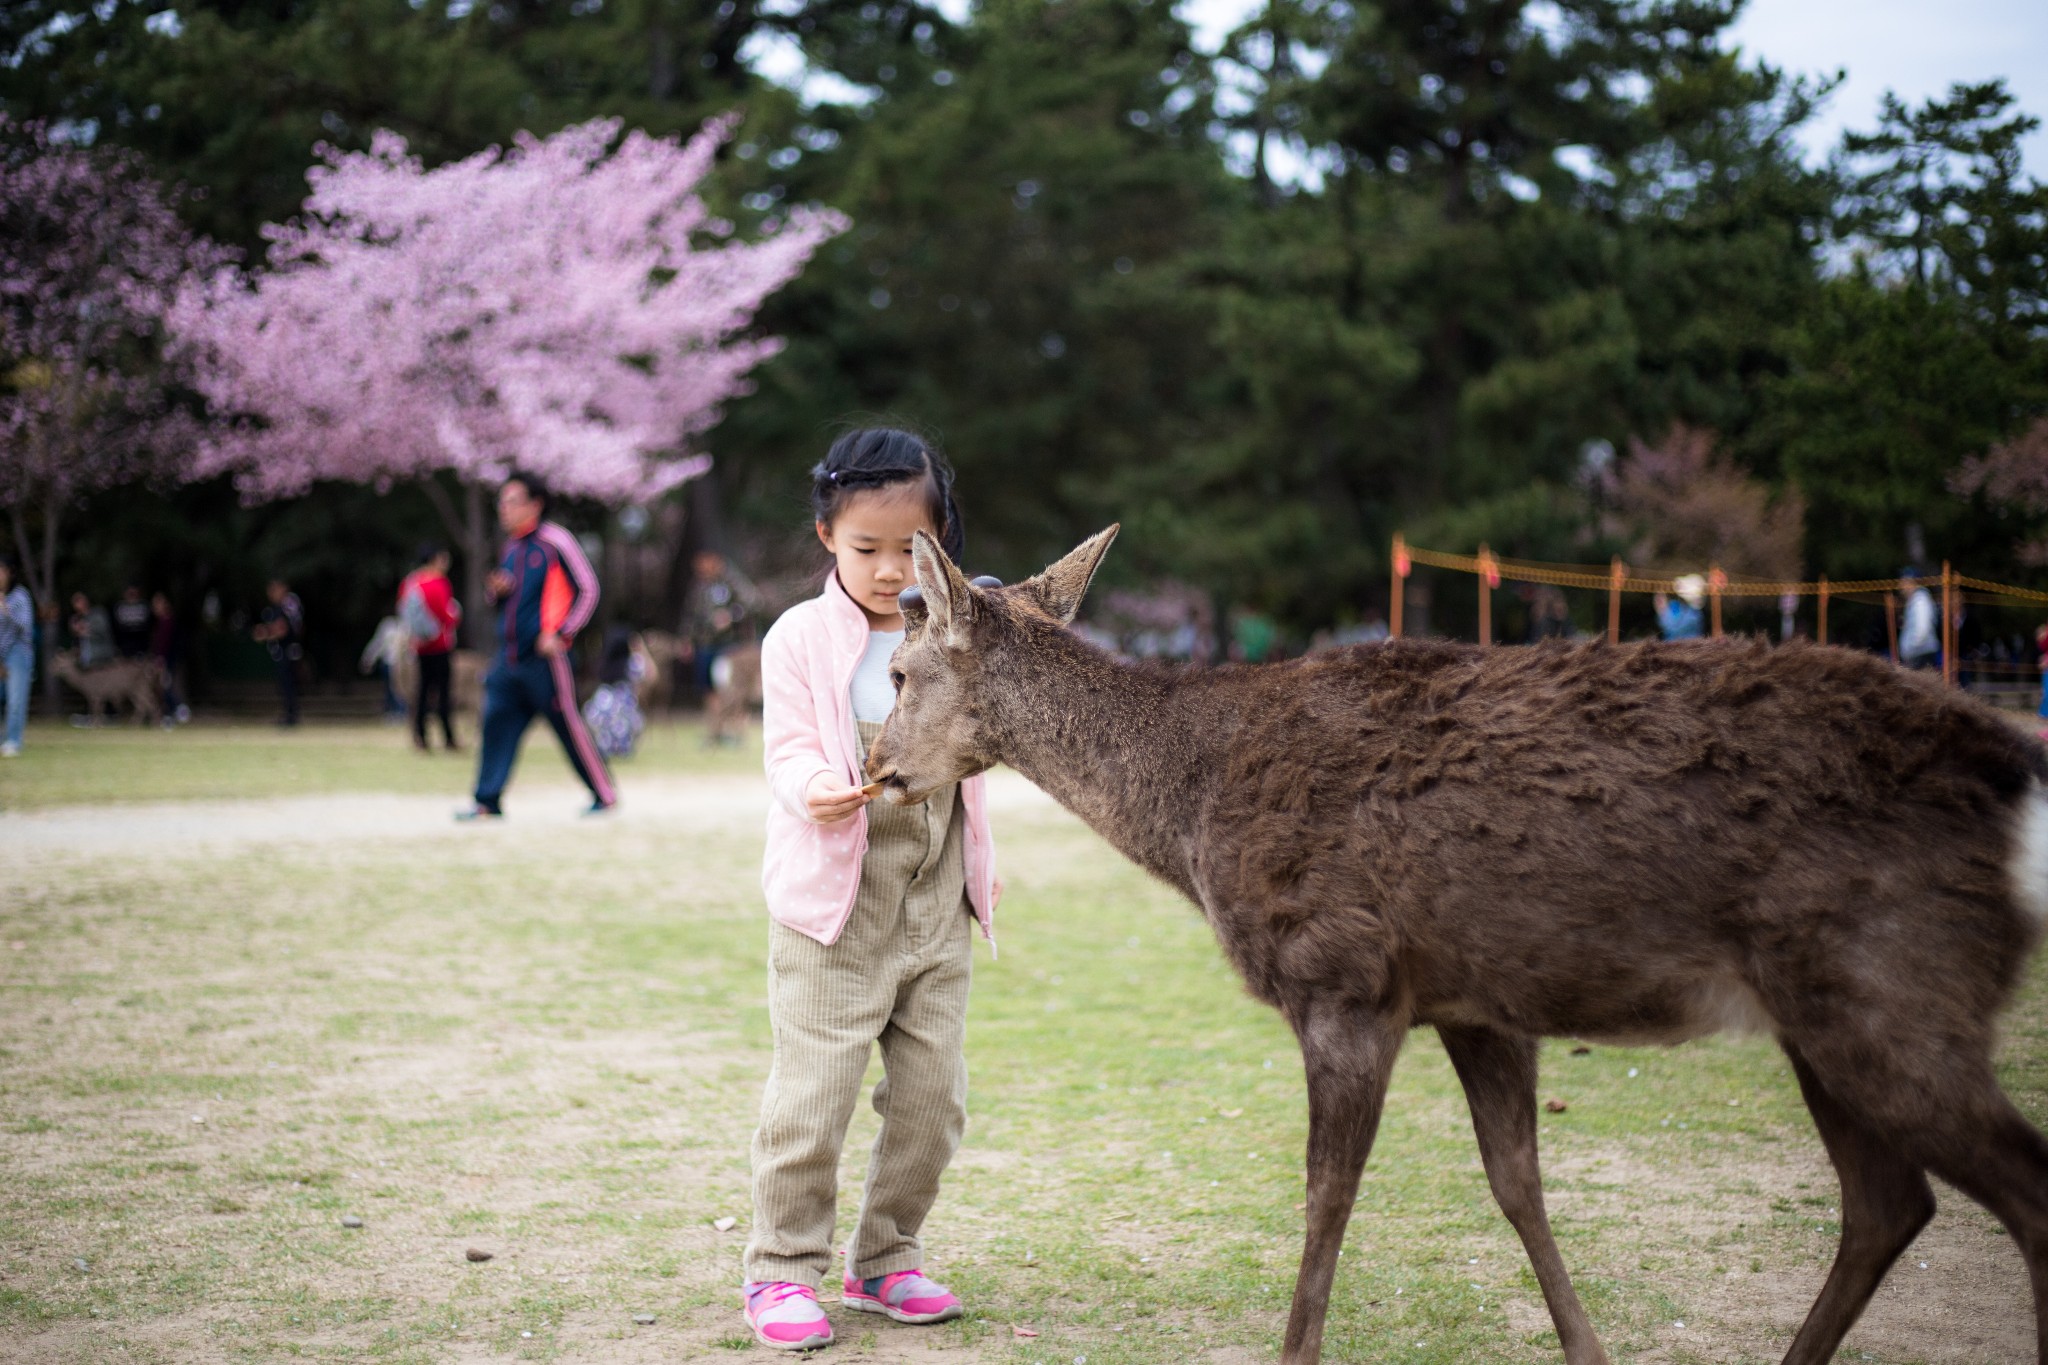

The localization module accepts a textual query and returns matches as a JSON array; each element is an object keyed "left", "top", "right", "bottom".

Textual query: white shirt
[
  {"left": 849, "top": 629, "right": 905, "bottom": 723},
  {"left": 1900, "top": 587, "right": 1939, "bottom": 660}
]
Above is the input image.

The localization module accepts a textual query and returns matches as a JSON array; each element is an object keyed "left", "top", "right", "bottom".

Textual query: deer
[
  {"left": 51, "top": 650, "right": 164, "bottom": 727},
  {"left": 865, "top": 526, "right": 2048, "bottom": 1365},
  {"left": 705, "top": 641, "right": 763, "bottom": 746}
]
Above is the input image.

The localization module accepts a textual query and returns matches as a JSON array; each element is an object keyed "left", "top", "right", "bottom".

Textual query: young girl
[{"left": 742, "top": 429, "right": 999, "bottom": 1350}]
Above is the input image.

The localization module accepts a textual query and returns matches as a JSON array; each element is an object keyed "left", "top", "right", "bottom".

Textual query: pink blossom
[
  {"left": 1, "top": 117, "right": 232, "bottom": 630},
  {"left": 169, "top": 115, "right": 847, "bottom": 505},
  {"left": 1955, "top": 416, "right": 2048, "bottom": 564}
]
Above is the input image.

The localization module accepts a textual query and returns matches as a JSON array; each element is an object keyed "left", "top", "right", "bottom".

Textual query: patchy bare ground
[
  {"left": 1525, "top": 1145, "right": 2033, "bottom": 1363},
  {"left": 2, "top": 754, "right": 2042, "bottom": 1363}
]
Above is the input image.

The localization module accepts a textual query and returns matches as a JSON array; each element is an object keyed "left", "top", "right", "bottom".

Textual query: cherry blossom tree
[
  {"left": 1955, "top": 416, "right": 2048, "bottom": 563},
  {"left": 0, "top": 117, "right": 232, "bottom": 700},
  {"left": 1603, "top": 424, "right": 1806, "bottom": 581},
  {"left": 170, "top": 115, "right": 847, "bottom": 628}
]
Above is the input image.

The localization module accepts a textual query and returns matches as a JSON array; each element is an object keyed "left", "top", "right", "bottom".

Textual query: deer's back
[{"left": 1193, "top": 638, "right": 2047, "bottom": 1041}]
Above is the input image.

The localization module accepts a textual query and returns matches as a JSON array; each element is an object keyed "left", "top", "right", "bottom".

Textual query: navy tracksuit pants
[{"left": 473, "top": 653, "right": 616, "bottom": 812}]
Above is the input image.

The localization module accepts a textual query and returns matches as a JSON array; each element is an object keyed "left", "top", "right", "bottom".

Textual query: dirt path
[{"left": 0, "top": 768, "right": 1057, "bottom": 868}]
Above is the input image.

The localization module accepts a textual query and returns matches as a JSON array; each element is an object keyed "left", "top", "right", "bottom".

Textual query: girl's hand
[{"left": 805, "top": 772, "right": 871, "bottom": 824}]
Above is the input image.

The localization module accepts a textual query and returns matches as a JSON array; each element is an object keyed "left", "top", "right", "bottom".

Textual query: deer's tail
[{"left": 2008, "top": 777, "right": 2048, "bottom": 933}]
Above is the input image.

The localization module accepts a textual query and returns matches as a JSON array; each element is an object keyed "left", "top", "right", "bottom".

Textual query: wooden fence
[{"left": 1390, "top": 534, "right": 2048, "bottom": 689}]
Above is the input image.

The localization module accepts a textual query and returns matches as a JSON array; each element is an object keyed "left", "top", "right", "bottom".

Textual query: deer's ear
[
  {"left": 911, "top": 530, "right": 975, "bottom": 648},
  {"left": 1025, "top": 524, "right": 1119, "bottom": 625}
]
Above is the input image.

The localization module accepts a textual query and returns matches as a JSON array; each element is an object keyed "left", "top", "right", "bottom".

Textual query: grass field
[{"left": 1, "top": 719, "right": 2042, "bottom": 1363}]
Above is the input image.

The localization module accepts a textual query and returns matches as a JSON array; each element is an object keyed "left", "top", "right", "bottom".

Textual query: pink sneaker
[
  {"left": 743, "top": 1281, "right": 833, "bottom": 1350},
  {"left": 842, "top": 1268, "right": 964, "bottom": 1324}
]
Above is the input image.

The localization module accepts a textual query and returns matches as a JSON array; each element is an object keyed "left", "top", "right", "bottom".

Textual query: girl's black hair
[{"left": 810, "top": 427, "right": 965, "bottom": 562}]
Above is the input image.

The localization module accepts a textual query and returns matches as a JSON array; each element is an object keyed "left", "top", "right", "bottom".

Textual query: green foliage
[
  {"left": 4, "top": 0, "right": 2046, "bottom": 645},
  {"left": 1772, "top": 82, "right": 2048, "bottom": 580},
  {"left": 712, "top": 0, "right": 1238, "bottom": 587},
  {"left": 0, "top": 0, "right": 780, "bottom": 250}
]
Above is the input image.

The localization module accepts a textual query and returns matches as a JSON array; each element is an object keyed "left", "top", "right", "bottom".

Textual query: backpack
[{"left": 400, "top": 584, "right": 441, "bottom": 642}]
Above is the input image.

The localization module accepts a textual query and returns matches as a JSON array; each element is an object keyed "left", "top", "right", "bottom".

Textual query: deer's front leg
[
  {"left": 1438, "top": 1024, "right": 1610, "bottom": 1365},
  {"left": 1279, "top": 998, "right": 1406, "bottom": 1365}
]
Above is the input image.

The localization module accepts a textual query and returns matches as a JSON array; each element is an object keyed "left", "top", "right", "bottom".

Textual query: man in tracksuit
[{"left": 460, "top": 471, "right": 617, "bottom": 818}]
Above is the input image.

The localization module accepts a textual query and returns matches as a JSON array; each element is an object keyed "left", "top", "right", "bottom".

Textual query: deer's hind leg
[
  {"left": 1278, "top": 999, "right": 1405, "bottom": 1365},
  {"left": 1785, "top": 1032, "right": 2048, "bottom": 1363},
  {"left": 1438, "top": 1025, "right": 1609, "bottom": 1365},
  {"left": 1776, "top": 1044, "right": 1936, "bottom": 1365},
  {"left": 1905, "top": 1086, "right": 2048, "bottom": 1362}
]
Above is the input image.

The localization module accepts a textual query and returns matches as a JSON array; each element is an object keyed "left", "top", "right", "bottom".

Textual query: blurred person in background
[
  {"left": 151, "top": 592, "right": 189, "bottom": 725},
  {"left": 398, "top": 543, "right": 462, "bottom": 752},
  {"left": 112, "top": 584, "right": 152, "bottom": 658},
  {"left": 1899, "top": 568, "right": 1940, "bottom": 670},
  {"left": 2034, "top": 619, "right": 2048, "bottom": 740},
  {"left": 684, "top": 548, "right": 758, "bottom": 700},
  {"left": 358, "top": 614, "right": 410, "bottom": 721},
  {"left": 69, "top": 592, "right": 113, "bottom": 667},
  {"left": 1527, "top": 586, "right": 1572, "bottom": 642},
  {"left": 583, "top": 626, "right": 646, "bottom": 759},
  {"left": 459, "top": 472, "right": 614, "bottom": 819},
  {"left": 253, "top": 578, "right": 305, "bottom": 727},
  {"left": 1, "top": 559, "right": 33, "bottom": 757},
  {"left": 1654, "top": 575, "right": 1706, "bottom": 641}
]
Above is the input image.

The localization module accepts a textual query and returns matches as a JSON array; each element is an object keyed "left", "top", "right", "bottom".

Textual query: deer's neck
[{"left": 983, "top": 631, "right": 1225, "bottom": 896}]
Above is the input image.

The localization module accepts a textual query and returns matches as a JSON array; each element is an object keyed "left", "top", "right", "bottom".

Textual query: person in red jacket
[{"left": 400, "top": 543, "right": 464, "bottom": 752}]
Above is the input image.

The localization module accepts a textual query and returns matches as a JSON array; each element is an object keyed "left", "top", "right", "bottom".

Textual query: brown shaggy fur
[{"left": 869, "top": 527, "right": 2048, "bottom": 1365}]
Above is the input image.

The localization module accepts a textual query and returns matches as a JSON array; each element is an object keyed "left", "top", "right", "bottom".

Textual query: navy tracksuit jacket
[{"left": 472, "top": 519, "right": 616, "bottom": 810}]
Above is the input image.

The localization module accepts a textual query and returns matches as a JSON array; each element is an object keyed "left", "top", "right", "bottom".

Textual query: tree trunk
[
  {"left": 419, "top": 476, "right": 496, "bottom": 651},
  {"left": 464, "top": 482, "right": 491, "bottom": 653},
  {"left": 39, "top": 497, "right": 60, "bottom": 708}
]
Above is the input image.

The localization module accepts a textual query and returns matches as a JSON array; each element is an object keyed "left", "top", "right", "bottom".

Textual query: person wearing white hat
[{"left": 1655, "top": 574, "right": 1707, "bottom": 640}]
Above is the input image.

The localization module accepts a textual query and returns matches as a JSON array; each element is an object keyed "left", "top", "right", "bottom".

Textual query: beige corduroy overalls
[{"left": 744, "top": 719, "right": 974, "bottom": 1287}]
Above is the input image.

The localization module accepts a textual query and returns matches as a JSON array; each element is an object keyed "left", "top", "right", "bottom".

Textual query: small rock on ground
[
  {"left": 633, "top": 1313, "right": 656, "bottom": 1326},
  {"left": 340, "top": 1215, "right": 364, "bottom": 1229},
  {"left": 466, "top": 1247, "right": 493, "bottom": 1262}
]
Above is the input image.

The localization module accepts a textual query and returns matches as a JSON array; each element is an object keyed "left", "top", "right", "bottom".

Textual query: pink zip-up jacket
[{"left": 760, "top": 571, "right": 999, "bottom": 949}]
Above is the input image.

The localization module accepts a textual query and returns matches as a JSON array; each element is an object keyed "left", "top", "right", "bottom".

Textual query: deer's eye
[{"left": 888, "top": 670, "right": 906, "bottom": 691}]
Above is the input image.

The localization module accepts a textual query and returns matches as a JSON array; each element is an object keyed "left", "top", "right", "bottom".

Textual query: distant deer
[
  {"left": 867, "top": 527, "right": 2048, "bottom": 1365},
  {"left": 52, "top": 651, "right": 164, "bottom": 727},
  {"left": 704, "top": 641, "right": 762, "bottom": 746}
]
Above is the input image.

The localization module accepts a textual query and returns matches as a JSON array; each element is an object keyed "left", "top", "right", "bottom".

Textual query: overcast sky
[
  {"left": 747, "top": 0, "right": 2047, "bottom": 176},
  {"left": 1176, "top": 0, "right": 2048, "bottom": 174},
  {"left": 1726, "top": 0, "right": 2046, "bottom": 169}
]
